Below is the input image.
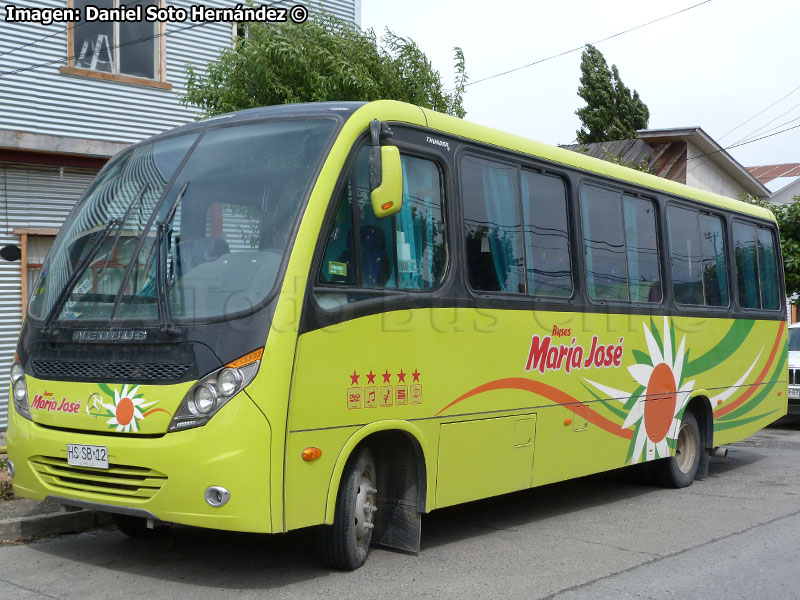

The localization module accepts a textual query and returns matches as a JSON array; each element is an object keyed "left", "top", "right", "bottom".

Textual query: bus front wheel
[
  {"left": 320, "top": 446, "right": 378, "bottom": 570},
  {"left": 655, "top": 411, "right": 701, "bottom": 488}
]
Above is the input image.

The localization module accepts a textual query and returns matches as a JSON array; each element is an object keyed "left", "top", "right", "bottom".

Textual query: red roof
[{"left": 747, "top": 163, "right": 800, "bottom": 184}]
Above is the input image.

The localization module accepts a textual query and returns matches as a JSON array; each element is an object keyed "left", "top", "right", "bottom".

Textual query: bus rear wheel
[
  {"left": 654, "top": 411, "right": 701, "bottom": 488},
  {"left": 320, "top": 447, "right": 378, "bottom": 570}
]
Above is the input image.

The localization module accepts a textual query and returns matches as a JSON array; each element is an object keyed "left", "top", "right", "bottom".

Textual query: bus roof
[
  {"left": 148, "top": 100, "right": 775, "bottom": 223},
  {"left": 346, "top": 100, "right": 774, "bottom": 223},
  {"left": 415, "top": 103, "right": 776, "bottom": 223}
]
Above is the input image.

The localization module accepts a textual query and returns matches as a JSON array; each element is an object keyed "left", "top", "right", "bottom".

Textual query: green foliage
[
  {"left": 0, "top": 458, "right": 11, "bottom": 501},
  {"left": 575, "top": 45, "right": 650, "bottom": 143},
  {"left": 743, "top": 194, "right": 800, "bottom": 301},
  {"left": 183, "top": 13, "right": 467, "bottom": 118}
]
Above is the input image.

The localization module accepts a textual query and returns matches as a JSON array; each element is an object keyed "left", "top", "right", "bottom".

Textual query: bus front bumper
[{"left": 6, "top": 393, "right": 273, "bottom": 533}]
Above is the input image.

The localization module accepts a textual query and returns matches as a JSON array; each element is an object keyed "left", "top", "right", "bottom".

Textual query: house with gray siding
[{"left": 0, "top": 0, "right": 360, "bottom": 428}]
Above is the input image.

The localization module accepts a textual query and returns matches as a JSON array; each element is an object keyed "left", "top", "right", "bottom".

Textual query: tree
[
  {"left": 183, "top": 13, "right": 467, "bottom": 118},
  {"left": 575, "top": 44, "right": 649, "bottom": 143},
  {"left": 744, "top": 194, "right": 800, "bottom": 301}
]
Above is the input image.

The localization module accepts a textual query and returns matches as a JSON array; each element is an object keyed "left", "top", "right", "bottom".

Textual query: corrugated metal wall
[
  {"left": 0, "top": 164, "right": 98, "bottom": 429},
  {"left": 0, "top": 0, "right": 359, "bottom": 143},
  {"left": 0, "top": 0, "right": 359, "bottom": 429}
]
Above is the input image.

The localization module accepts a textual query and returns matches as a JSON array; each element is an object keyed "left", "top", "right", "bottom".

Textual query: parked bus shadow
[
  {"left": 26, "top": 449, "right": 765, "bottom": 588},
  {"left": 420, "top": 449, "right": 767, "bottom": 551}
]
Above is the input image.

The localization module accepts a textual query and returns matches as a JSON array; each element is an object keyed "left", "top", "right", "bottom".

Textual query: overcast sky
[{"left": 361, "top": 0, "right": 799, "bottom": 169}]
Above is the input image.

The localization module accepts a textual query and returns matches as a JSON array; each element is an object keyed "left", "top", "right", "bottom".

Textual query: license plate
[
  {"left": 789, "top": 388, "right": 800, "bottom": 399},
  {"left": 67, "top": 444, "right": 109, "bottom": 469}
]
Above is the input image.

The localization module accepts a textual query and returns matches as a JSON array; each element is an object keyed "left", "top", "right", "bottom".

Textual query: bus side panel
[{"left": 286, "top": 307, "right": 786, "bottom": 523}]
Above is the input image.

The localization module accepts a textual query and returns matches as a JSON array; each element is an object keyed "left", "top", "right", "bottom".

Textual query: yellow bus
[{"left": 7, "top": 100, "right": 787, "bottom": 569}]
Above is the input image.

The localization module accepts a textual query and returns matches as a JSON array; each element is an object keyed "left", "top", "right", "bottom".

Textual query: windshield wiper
[
  {"left": 96, "top": 183, "right": 148, "bottom": 277},
  {"left": 42, "top": 218, "right": 121, "bottom": 333},
  {"left": 155, "top": 181, "right": 189, "bottom": 335}
]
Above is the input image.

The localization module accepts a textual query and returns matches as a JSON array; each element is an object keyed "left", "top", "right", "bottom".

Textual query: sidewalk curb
[{"left": 0, "top": 509, "right": 113, "bottom": 541}]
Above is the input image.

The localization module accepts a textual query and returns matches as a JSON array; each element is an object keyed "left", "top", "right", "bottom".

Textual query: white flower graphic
[
  {"left": 585, "top": 317, "right": 695, "bottom": 463},
  {"left": 104, "top": 384, "right": 157, "bottom": 433}
]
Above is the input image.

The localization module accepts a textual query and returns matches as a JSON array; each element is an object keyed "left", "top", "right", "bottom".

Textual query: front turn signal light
[{"left": 302, "top": 447, "right": 322, "bottom": 461}]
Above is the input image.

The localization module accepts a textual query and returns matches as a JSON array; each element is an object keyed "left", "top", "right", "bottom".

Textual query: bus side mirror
[
  {"left": 370, "top": 146, "right": 403, "bottom": 218},
  {"left": 368, "top": 119, "right": 403, "bottom": 219}
]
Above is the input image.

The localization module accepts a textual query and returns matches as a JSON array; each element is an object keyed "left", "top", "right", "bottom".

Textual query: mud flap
[
  {"left": 371, "top": 452, "right": 422, "bottom": 554},
  {"left": 372, "top": 497, "right": 421, "bottom": 554},
  {"left": 697, "top": 445, "right": 710, "bottom": 480}
]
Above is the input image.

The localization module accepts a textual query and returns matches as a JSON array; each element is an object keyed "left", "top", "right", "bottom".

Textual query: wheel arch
[
  {"left": 324, "top": 420, "right": 432, "bottom": 524},
  {"left": 685, "top": 391, "right": 714, "bottom": 449},
  {"left": 684, "top": 391, "right": 714, "bottom": 479}
]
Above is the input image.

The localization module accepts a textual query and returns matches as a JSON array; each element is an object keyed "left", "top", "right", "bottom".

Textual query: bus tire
[
  {"left": 112, "top": 513, "right": 169, "bottom": 538},
  {"left": 655, "top": 410, "right": 701, "bottom": 488},
  {"left": 320, "top": 446, "right": 378, "bottom": 570}
]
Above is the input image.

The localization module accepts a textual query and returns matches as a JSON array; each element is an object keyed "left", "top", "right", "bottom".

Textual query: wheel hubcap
[
  {"left": 675, "top": 421, "right": 697, "bottom": 473},
  {"left": 354, "top": 470, "right": 377, "bottom": 547}
]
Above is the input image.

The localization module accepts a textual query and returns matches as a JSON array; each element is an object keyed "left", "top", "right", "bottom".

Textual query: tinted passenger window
[
  {"left": 581, "top": 185, "right": 628, "bottom": 300},
  {"left": 733, "top": 221, "right": 780, "bottom": 310},
  {"left": 668, "top": 205, "right": 703, "bottom": 305},
  {"left": 757, "top": 228, "right": 780, "bottom": 309},
  {"left": 318, "top": 146, "right": 446, "bottom": 292},
  {"left": 668, "top": 206, "right": 730, "bottom": 307},
  {"left": 699, "top": 214, "right": 728, "bottom": 306},
  {"left": 462, "top": 156, "right": 525, "bottom": 293},
  {"left": 521, "top": 171, "right": 571, "bottom": 297},
  {"left": 623, "top": 195, "right": 661, "bottom": 302}
]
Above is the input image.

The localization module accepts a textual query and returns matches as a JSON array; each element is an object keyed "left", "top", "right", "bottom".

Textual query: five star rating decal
[{"left": 347, "top": 369, "right": 422, "bottom": 410}]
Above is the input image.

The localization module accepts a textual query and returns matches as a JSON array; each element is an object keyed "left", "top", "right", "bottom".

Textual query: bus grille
[
  {"left": 29, "top": 456, "right": 167, "bottom": 501},
  {"left": 790, "top": 368, "right": 800, "bottom": 385},
  {"left": 31, "top": 360, "right": 190, "bottom": 382}
]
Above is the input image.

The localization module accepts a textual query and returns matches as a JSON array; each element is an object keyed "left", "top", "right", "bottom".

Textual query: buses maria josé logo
[{"left": 87, "top": 384, "right": 170, "bottom": 433}]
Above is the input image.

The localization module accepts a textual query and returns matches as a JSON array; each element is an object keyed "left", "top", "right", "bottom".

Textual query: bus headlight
[
  {"left": 217, "top": 368, "right": 242, "bottom": 396},
  {"left": 168, "top": 349, "right": 262, "bottom": 432},
  {"left": 10, "top": 363, "right": 31, "bottom": 421},
  {"left": 192, "top": 384, "right": 218, "bottom": 415}
]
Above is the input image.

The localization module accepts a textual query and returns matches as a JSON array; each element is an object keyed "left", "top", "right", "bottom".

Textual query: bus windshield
[{"left": 29, "top": 118, "right": 337, "bottom": 323}]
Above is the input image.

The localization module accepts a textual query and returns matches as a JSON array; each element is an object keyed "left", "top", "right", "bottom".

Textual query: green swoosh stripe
[
  {"left": 714, "top": 409, "right": 779, "bottom": 432},
  {"left": 716, "top": 351, "right": 787, "bottom": 422},
  {"left": 683, "top": 320, "right": 755, "bottom": 378}
]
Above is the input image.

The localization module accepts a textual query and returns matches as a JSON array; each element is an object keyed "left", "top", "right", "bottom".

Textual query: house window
[{"left": 62, "top": 0, "right": 170, "bottom": 89}]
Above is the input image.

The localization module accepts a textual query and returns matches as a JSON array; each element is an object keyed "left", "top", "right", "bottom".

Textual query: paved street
[{"left": 2, "top": 420, "right": 800, "bottom": 600}]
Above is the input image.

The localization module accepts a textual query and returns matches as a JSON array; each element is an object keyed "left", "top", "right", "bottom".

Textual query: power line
[
  {"left": 464, "top": 0, "right": 712, "bottom": 88},
  {"left": 718, "top": 82, "right": 800, "bottom": 141},
  {"left": 741, "top": 113, "right": 800, "bottom": 142},
  {"left": 687, "top": 122, "right": 800, "bottom": 162},
  {"left": 732, "top": 101, "right": 800, "bottom": 146}
]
